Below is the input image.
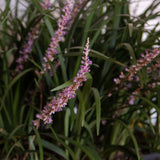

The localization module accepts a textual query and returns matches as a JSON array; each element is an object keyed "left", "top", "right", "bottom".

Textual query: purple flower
[
  {"left": 13, "top": 25, "right": 40, "bottom": 75},
  {"left": 41, "top": 0, "right": 88, "bottom": 74},
  {"left": 40, "top": 0, "right": 52, "bottom": 10},
  {"left": 113, "top": 48, "right": 160, "bottom": 86},
  {"left": 34, "top": 38, "right": 92, "bottom": 125},
  {"left": 13, "top": 0, "right": 51, "bottom": 76},
  {"left": 67, "top": 0, "right": 87, "bottom": 28},
  {"left": 129, "top": 99, "right": 134, "bottom": 105},
  {"left": 41, "top": 0, "right": 73, "bottom": 73},
  {"left": 113, "top": 78, "right": 120, "bottom": 84}
]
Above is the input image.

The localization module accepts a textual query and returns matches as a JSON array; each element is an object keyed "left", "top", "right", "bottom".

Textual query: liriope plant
[{"left": 1, "top": 0, "right": 160, "bottom": 159}]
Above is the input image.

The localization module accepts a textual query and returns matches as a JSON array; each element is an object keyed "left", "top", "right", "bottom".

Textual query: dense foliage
[{"left": 1, "top": 0, "right": 160, "bottom": 159}]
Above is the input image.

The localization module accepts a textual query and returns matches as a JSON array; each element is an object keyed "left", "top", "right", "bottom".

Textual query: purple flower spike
[
  {"left": 13, "top": 1, "right": 51, "bottom": 76},
  {"left": 42, "top": 0, "right": 73, "bottom": 73},
  {"left": 34, "top": 38, "right": 92, "bottom": 125},
  {"left": 67, "top": 0, "right": 87, "bottom": 29},
  {"left": 112, "top": 48, "right": 160, "bottom": 86},
  {"left": 13, "top": 25, "right": 40, "bottom": 75}
]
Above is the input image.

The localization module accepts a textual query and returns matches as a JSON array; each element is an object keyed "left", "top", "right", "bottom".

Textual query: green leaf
[
  {"left": 33, "top": 128, "right": 44, "bottom": 160},
  {"left": 12, "top": 82, "right": 20, "bottom": 125},
  {"left": 50, "top": 79, "right": 73, "bottom": 92},
  {"left": 109, "top": 1, "right": 121, "bottom": 48},
  {"left": 64, "top": 108, "right": 70, "bottom": 137},
  {"left": 77, "top": 89, "right": 85, "bottom": 127},
  {"left": 59, "top": 135, "right": 102, "bottom": 160},
  {"left": 29, "top": 58, "right": 43, "bottom": 70},
  {"left": 1, "top": 68, "right": 33, "bottom": 107},
  {"left": 92, "top": 88, "right": 101, "bottom": 136},
  {"left": 139, "top": 96, "right": 160, "bottom": 115},
  {"left": 0, "top": 68, "right": 33, "bottom": 125},
  {"left": 8, "top": 124, "right": 25, "bottom": 140},
  {"left": 84, "top": 122, "right": 93, "bottom": 141},
  {"left": 0, "top": 113, "right": 4, "bottom": 128},
  {"left": 49, "top": 125, "right": 77, "bottom": 160},
  {"left": 5, "top": 141, "right": 24, "bottom": 160},
  {"left": 41, "top": 139, "right": 66, "bottom": 159},
  {"left": 116, "top": 119, "right": 142, "bottom": 160},
  {"left": 128, "top": 23, "right": 133, "bottom": 37},
  {"left": 64, "top": 108, "right": 70, "bottom": 158},
  {"left": 44, "top": 17, "right": 55, "bottom": 37}
]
